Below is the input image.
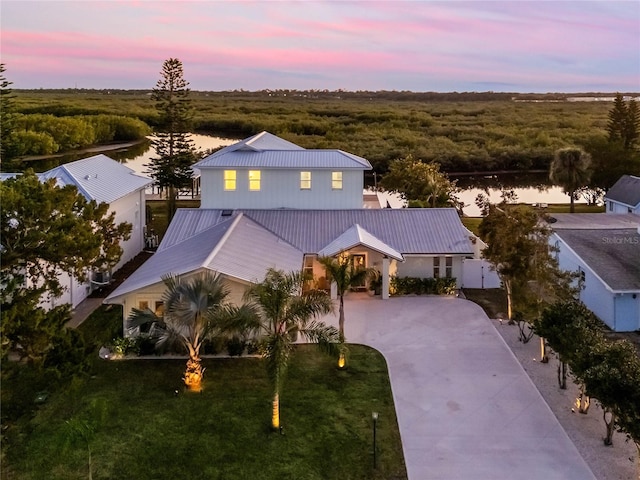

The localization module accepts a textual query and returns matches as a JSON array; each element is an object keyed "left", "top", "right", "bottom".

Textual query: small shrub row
[
  {"left": 110, "top": 335, "right": 260, "bottom": 357},
  {"left": 390, "top": 276, "right": 457, "bottom": 296}
]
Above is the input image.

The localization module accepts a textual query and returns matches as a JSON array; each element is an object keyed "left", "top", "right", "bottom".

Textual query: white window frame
[
  {"left": 248, "top": 170, "right": 261, "bottom": 191},
  {"left": 300, "top": 171, "right": 311, "bottom": 190},
  {"left": 332, "top": 171, "right": 343, "bottom": 190},
  {"left": 224, "top": 170, "right": 236, "bottom": 191}
]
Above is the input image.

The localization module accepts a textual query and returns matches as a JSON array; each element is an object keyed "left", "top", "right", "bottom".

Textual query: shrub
[
  {"left": 390, "top": 276, "right": 456, "bottom": 295},
  {"left": 110, "top": 337, "right": 138, "bottom": 356},
  {"left": 226, "top": 336, "right": 246, "bottom": 357}
]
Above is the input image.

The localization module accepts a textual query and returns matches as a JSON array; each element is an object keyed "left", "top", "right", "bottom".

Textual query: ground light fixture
[{"left": 372, "top": 411, "right": 379, "bottom": 469}]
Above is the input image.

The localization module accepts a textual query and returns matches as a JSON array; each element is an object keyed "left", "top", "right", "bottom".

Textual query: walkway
[{"left": 319, "top": 295, "right": 596, "bottom": 480}]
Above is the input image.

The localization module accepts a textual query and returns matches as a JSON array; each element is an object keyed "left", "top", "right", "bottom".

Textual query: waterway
[{"left": 21, "top": 132, "right": 585, "bottom": 217}]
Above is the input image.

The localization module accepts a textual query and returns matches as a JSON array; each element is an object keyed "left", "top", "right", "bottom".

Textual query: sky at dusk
[{"left": 2, "top": 1, "right": 639, "bottom": 93}]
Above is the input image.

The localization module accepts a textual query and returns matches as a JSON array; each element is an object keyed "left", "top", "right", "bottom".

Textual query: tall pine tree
[
  {"left": 607, "top": 93, "right": 640, "bottom": 150},
  {"left": 147, "top": 58, "right": 195, "bottom": 222}
]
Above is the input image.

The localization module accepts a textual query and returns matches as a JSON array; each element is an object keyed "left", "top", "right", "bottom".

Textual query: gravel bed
[{"left": 490, "top": 318, "right": 637, "bottom": 480}]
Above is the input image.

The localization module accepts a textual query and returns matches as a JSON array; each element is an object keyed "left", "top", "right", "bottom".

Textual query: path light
[{"left": 372, "top": 411, "right": 379, "bottom": 469}]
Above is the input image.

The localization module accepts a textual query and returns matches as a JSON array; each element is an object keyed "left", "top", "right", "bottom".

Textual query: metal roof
[
  {"left": 208, "top": 215, "right": 303, "bottom": 283},
  {"left": 166, "top": 208, "right": 473, "bottom": 255},
  {"left": 39, "top": 154, "right": 152, "bottom": 204},
  {"left": 548, "top": 213, "right": 640, "bottom": 230},
  {"left": 318, "top": 224, "right": 404, "bottom": 260},
  {"left": 555, "top": 229, "right": 640, "bottom": 291},
  {"left": 193, "top": 131, "right": 372, "bottom": 170},
  {"left": 106, "top": 217, "right": 236, "bottom": 300},
  {"left": 195, "top": 149, "right": 371, "bottom": 170},
  {"left": 604, "top": 175, "right": 640, "bottom": 207},
  {"left": 105, "top": 214, "right": 303, "bottom": 301}
]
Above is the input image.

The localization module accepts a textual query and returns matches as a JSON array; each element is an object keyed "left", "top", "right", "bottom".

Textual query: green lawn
[{"left": 3, "top": 310, "right": 407, "bottom": 480}]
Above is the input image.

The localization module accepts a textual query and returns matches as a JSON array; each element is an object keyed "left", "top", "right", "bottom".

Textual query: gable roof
[
  {"left": 604, "top": 175, "right": 640, "bottom": 207},
  {"left": 193, "top": 131, "right": 372, "bottom": 170},
  {"left": 317, "top": 224, "right": 404, "bottom": 260},
  {"left": 554, "top": 228, "right": 640, "bottom": 291},
  {"left": 105, "top": 214, "right": 303, "bottom": 301},
  {"left": 165, "top": 208, "right": 474, "bottom": 255},
  {"left": 38, "top": 154, "right": 152, "bottom": 204}
]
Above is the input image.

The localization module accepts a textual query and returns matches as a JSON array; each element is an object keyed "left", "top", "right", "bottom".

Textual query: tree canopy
[
  {"left": 1, "top": 171, "right": 131, "bottom": 362},
  {"left": 379, "top": 154, "right": 458, "bottom": 208},
  {"left": 549, "top": 147, "right": 591, "bottom": 213},
  {"left": 607, "top": 93, "right": 640, "bottom": 150},
  {"left": 478, "top": 198, "right": 573, "bottom": 322}
]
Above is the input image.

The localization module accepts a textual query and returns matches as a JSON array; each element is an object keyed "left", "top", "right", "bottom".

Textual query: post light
[{"left": 372, "top": 411, "right": 379, "bottom": 469}]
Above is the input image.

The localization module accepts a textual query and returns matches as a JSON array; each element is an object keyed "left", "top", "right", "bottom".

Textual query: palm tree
[
  {"left": 319, "top": 255, "right": 373, "bottom": 367},
  {"left": 244, "top": 268, "right": 338, "bottom": 430},
  {"left": 128, "top": 271, "right": 247, "bottom": 391},
  {"left": 549, "top": 147, "right": 592, "bottom": 213}
]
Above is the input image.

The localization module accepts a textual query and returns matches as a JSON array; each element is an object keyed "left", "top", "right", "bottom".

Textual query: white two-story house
[
  {"left": 106, "top": 132, "right": 485, "bottom": 330},
  {"left": 4, "top": 154, "right": 152, "bottom": 308},
  {"left": 194, "top": 131, "right": 371, "bottom": 209}
]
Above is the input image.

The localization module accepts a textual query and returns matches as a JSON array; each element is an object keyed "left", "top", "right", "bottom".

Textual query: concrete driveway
[{"left": 319, "top": 295, "right": 596, "bottom": 480}]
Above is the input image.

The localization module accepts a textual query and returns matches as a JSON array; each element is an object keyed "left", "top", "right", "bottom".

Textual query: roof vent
[
  {"left": 221, "top": 209, "right": 233, "bottom": 217},
  {"left": 85, "top": 175, "right": 91, "bottom": 180}
]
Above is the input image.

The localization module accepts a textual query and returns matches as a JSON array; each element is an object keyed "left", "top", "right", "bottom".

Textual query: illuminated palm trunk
[
  {"left": 183, "top": 355, "right": 204, "bottom": 391},
  {"left": 271, "top": 393, "right": 280, "bottom": 429}
]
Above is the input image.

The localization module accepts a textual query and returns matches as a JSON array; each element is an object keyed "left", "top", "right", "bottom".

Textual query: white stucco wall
[
  {"left": 199, "top": 168, "right": 364, "bottom": 209},
  {"left": 116, "top": 271, "right": 250, "bottom": 335},
  {"left": 109, "top": 189, "right": 146, "bottom": 269},
  {"left": 396, "top": 255, "right": 463, "bottom": 288}
]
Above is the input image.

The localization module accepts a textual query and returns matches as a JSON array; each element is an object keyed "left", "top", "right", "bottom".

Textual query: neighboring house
[
  {"left": 604, "top": 175, "right": 640, "bottom": 214},
  {"left": 548, "top": 213, "right": 640, "bottom": 332},
  {"left": 3, "top": 154, "right": 152, "bottom": 308},
  {"left": 194, "top": 131, "right": 372, "bottom": 209},
  {"left": 105, "top": 207, "right": 476, "bottom": 327}
]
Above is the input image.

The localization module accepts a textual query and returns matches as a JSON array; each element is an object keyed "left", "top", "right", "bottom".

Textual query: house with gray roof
[
  {"left": 604, "top": 175, "right": 640, "bottom": 214},
  {"left": 548, "top": 213, "right": 640, "bottom": 331},
  {"left": 105, "top": 207, "right": 476, "bottom": 325},
  {"left": 193, "top": 131, "right": 372, "bottom": 209},
  {"left": 3, "top": 154, "right": 152, "bottom": 308},
  {"left": 105, "top": 132, "right": 492, "bottom": 330}
]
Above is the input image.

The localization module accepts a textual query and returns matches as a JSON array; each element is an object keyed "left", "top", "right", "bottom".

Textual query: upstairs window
[
  {"left": 300, "top": 171, "right": 311, "bottom": 190},
  {"left": 224, "top": 170, "right": 236, "bottom": 191},
  {"left": 248, "top": 170, "right": 261, "bottom": 191},
  {"left": 332, "top": 171, "right": 343, "bottom": 190}
]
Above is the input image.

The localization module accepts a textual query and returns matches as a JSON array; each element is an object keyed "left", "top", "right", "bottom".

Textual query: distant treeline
[
  {"left": 7, "top": 113, "right": 150, "bottom": 157},
  {"left": 11, "top": 89, "right": 627, "bottom": 174}
]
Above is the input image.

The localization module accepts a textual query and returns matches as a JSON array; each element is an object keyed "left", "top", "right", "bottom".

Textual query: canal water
[{"left": 23, "top": 132, "right": 585, "bottom": 217}]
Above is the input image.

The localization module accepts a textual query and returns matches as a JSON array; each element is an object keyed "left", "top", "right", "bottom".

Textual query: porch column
[
  {"left": 382, "top": 256, "right": 390, "bottom": 300},
  {"left": 330, "top": 281, "right": 338, "bottom": 300}
]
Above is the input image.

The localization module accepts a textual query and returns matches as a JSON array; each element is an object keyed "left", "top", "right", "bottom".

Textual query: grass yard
[{"left": 3, "top": 343, "right": 406, "bottom": 480}]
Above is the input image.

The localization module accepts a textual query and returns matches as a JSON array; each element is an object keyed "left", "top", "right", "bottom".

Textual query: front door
[{"left": 351, "top": 254, "right": 367, "bottom": 290}]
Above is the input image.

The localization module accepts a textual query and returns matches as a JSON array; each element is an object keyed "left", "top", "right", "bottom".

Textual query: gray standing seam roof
[
  {"left": 555, "top": 229, "right": 640, "bottom": 291},
  {"left": 194, "top": 150, "right": 372, "bottom": 170},
  {"left": 38, "top": 154, "right": 152, "bottom": 204},
  {"left": 165, "top": 208, "right": 474, "bottom": 255},
  {"left": 604, "top": 175, "right": 640, "bottom": 207}
]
